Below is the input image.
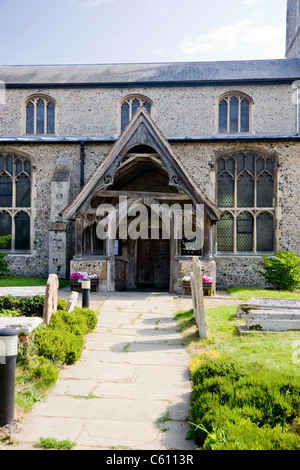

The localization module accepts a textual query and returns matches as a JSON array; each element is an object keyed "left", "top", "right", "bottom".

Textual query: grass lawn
[
  {"left": 228, "top": 286, "right": 300, "bottom": 301},
  {"left": 176, "top": 286, "right": 300, "bottom": 449},
  {"left": 0, "top": 275, "right": 69, "bottom": 288},
  {"left": 175, "top": 286, "right": 300, "bottom": 378}
]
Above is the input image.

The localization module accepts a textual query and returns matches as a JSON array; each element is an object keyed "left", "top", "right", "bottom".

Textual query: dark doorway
[{"left": 137, "top": 238, "right": 170, "bottom": 290}]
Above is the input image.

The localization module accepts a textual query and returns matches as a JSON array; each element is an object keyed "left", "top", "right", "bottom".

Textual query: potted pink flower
[{"left": 70, "top": 272, "right": 99, "bottom": 292}]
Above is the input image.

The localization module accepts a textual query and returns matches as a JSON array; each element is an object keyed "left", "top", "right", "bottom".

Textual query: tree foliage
[
  {"left": 0, "top": 234, "right": 12, "bottom": 275},
  {"left": 257, "top": 250, "right": 300, "bottom": 291}
]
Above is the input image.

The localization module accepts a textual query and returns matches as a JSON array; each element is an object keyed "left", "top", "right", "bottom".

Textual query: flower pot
[
  {"left": 70, "top": 278, "right": 99, "bottom": 292},
  {"left": 203, "top": 282, "right": 214, "bottom": 296}
]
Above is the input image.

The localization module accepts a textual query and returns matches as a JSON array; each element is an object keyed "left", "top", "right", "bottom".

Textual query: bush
[
  {"left": 32, "top": 307, "right": 97, "bottom": 365},
  {"left": 34, "top": 328, "right": 84, "bottom": 365},
  {"left": 57, "top": 298, "right": 68, "bottom": 311},
  {"left": 257, "top": 250, "right": 300, "bottom": 291},
  {"left": 0, "top": 295, "right": 44, "bottom": 316},
  {"left": 49, "top": 310, "right": 88, "bottom": 336},
  {"left": 73, "top": 306, "right": 98, "bottom": 332},
  {"left": 29, "top": 356, "right": 59, "bottom": 390},
  {"left": 0, "top": 234, "right": 12, "bottom": 275},
  {"left": 189, "top": 356, "right": 300, "bottom": 450}
]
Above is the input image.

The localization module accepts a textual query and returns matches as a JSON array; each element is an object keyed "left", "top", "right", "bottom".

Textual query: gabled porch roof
[{"left": 60, "top": 107, "right": 222, "bottom": 221}]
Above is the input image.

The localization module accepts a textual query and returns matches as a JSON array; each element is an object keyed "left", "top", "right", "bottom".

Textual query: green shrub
[
  {"left": 0, "top": 234, "right": 12, "bottom": 275},
  {"left": 73, "top": 306, "right": 98, "bottom": 332},
  {"left": 257, "top": 250, "right": 300, "bottom": 290},
  {"left": 189, "top": 357, "right": 300, "bottom": 450},
  {"left": 0, "top": 309, "right": 22, "bottom": 317},
  {"left": 49, "top": 310, "right": 88, "bottom": 336},
  {"left": 57, "top": 298, "right": 68, "bottom": 311},
  {"left": 29, "top": 356, "right": 59, "bottom": 390},
  {"left": 34, "top": 328, "right": 84, "bottom": 365},
  {"left": 0, "top": 295, "right": 44, "bottom": 316},
  {"left": 201, "top": 419, "right": 300, "bottom": 451}
]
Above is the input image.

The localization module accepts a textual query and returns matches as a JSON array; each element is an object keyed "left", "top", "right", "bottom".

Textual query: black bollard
[
  {"left": 82, "top": 277, "right": 90, "bottom": 309},
  {"left": 0, "top": 328, "right": 18, "bottom": 427}
]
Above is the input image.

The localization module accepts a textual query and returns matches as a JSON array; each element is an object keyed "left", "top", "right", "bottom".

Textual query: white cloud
[
  {"left": 180, "top": 18, "right": 286, "bottom": 60},
  {"left": 243, "top": 0, "right": 264, "bottom": 6}
]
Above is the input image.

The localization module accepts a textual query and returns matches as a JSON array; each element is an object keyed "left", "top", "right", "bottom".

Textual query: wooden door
[{"left": 137, "top": 239, "right": 170, "bottom": 289}]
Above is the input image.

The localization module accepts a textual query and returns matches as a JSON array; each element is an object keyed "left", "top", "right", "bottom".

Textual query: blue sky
[{"left": 0, "top": 0, "right": 288, "bottom": 65}]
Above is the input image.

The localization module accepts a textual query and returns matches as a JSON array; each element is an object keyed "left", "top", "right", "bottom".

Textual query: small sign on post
[{"left": 191, "top": 257, "right": 207, "bottom": 338}]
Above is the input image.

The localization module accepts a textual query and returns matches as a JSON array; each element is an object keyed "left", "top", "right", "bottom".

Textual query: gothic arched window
[
  {"left": 0, "top": 153, "right": 32, "bottom": 252},
  {"left": 120, "top": 95, "right": 152, "bottom": 132},
  {"left": 25, "top": 95, "right": 56, "bottom": 135},
  {"left": 218, "top": 93, "right": 252, "bottom": 134},
  {"left": 216, "top": 151, "right": 276, "bottom": 253}
]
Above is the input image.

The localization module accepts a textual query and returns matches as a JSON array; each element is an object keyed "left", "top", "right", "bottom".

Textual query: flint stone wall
[{"left": 0, "top": 83, "right": 299, "bottom": 287}]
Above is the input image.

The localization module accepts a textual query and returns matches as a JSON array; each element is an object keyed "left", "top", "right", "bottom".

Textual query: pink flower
[
  {"left": 202, "top": 276, "right": 213, "bottom": 283},
  {"left": 70, "top": 272, "right": 85, "bottom": 279}
]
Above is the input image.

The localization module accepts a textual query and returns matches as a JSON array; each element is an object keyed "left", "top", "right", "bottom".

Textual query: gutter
[
  {"left": 0, "top": 135, "right": 300, "bottom": 145},
  {"left": 80, "top": 142, "right": 85, "bottom": 189},
  {"left": 3, "top": 78, "right": 300, "bottom": 90}
]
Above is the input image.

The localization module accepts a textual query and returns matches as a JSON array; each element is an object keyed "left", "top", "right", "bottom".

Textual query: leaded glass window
[
  {"left": 237, "top": 212, "right": 253, "bottom": 252},
  {"left": 257, "top": 212, "right": 274, "bottom": 252},
  {"left": 216, "top": 151, "right": 276, "bottom": 253},
  {"left": 0, "top": 212, "right": 12, "bottom": 249},
  {"left": 0, "top": 153, "right": 32, "bottom": 252},
  {"left": 217, "top": 212, "right": 234, "bottom": 252},
  {"left": 121, "top": 95, "right": 152, "bottom": 132},
  {"left": 15, "top": 212, "right": 31, "bottom": 251},
  {"left": 218, "top": 93, "right": 251, "bottom": 133},
  {"left": 25, "top": 95, "right": 56, "bottom": 135}
]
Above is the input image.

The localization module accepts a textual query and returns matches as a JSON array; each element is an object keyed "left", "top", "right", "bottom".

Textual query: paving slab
[{"left": 5, "top": 291, "right": 195, "bottom": 451}]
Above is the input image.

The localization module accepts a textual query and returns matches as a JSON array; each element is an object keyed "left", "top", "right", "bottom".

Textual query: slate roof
[{"left": 0, "top": 59, "right": 299, "bottom": 86}]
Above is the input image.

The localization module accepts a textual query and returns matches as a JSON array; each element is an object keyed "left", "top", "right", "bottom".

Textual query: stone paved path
[{"left": 7, "top": 291, "right": 196, "bottom": 450}]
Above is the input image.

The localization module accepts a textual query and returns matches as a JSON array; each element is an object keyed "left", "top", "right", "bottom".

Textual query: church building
[{"left": 0, "top": 0, "right": 299, "bottom": 292}]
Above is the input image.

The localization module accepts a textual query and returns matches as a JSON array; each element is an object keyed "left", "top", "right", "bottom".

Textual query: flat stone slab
[
  {"left": 0, "top": 317, "right": 43, "bottom": 335},
  {"left": 247, "top": 309, "right": 300, "bottom": 320},
  {"left": 246, "top": 318, "right": 300, "bottom": 331},
  {"left": 237, "top": 297, "right": 300, "bottom": 317},
  {"left": 0, "top": 287, "right": 46, "bottom": 298}
]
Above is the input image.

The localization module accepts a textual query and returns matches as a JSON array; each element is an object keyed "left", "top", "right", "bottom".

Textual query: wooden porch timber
[{"left": 93, "top": 190, "right": 191, "bottom": 200}]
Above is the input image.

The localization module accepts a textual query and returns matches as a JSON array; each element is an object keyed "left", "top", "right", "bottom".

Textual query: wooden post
[
  {"left": 191, "top": 256, "right": 207, "bottom": 338},
  {"left": 75, "top": 216, "right": 84, "bottom": 259}
]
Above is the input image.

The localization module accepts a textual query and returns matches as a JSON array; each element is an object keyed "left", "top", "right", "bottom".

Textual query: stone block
[
  {"left": 237, "top": 297, "right": 300, "bottom": 318},
  {"left": 66, "top": 291, "right": 79, "bottom": 312}
]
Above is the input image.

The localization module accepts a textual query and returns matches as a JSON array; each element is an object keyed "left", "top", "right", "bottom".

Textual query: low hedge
[
  {"left": 0, "top": 295, "right": 44, "bottom": 316},
  {"left": 189, "top": 353, "right": 300, "bottom": 450},
  {"left": 33, "top": 307, "right": 98, "bottom": 365}
]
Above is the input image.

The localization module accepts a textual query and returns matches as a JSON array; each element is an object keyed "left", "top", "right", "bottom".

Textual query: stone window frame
[
  {"left": 0, "top": 151, "right": 33, "bottom": 253},
  {"left": 217, "top": 91, "right": 253, "bottom": 134},
  {"left": 215, "top": 150, "right": 278, "bottom": 255},
  {"left": 24, "top": 94, "right": 56, "bottom": 135},
  {"left": 119, "top": 94, "right": 153, "bottom": 133}
]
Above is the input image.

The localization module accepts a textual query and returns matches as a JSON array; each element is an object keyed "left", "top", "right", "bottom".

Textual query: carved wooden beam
[{"left": 94, "top": 190, "right": 191, "bottom": 200}]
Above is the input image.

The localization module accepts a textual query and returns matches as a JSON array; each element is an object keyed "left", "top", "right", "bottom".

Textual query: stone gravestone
[
  {"left": 236, "top": 297, "right": 300, "bottom": 332},
  {"left": 43, "top": 274, "right": 59, "bottom": 326},
  {"left": 190, "top": 257, "right": 207, "bottom": 338},
  {"left": 66, "top": 291, "right": 79, "bottom": 312}
]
